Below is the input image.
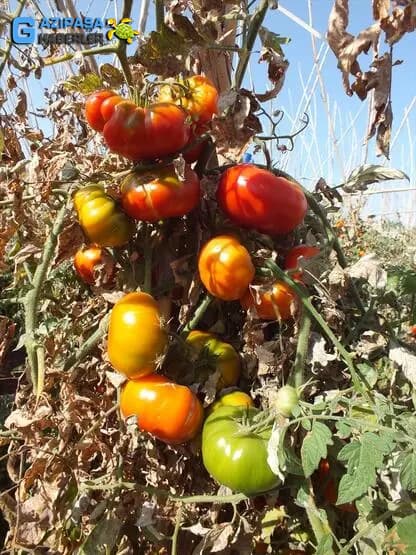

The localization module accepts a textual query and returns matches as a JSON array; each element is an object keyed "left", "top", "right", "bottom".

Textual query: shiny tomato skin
[
  {"left": 107, "top": 292, "right": 167, "bottom": 379},
  {"left": 73, "top": 245, "right": 115, "bottom": 286},
  {"left": 210, "top": 390, "right": 254, "bottom": 412},
  {"left": 120, "top": 374, "right": 203, "bottom": 444},
  {"left": 121, "top": 164, "right": 200, "bottom": 222},
  {"left": 198, "top": 235, "right": 255, "bottom": 301},
  {"left": 73, "top": 185, "right": 134, "bottom": 248},
  {"left": 217, "top": 164, "right": 308, "bottom": 235},
  {"left": 158, "top": 75, "right": 218, "bottom": 124},
  {"left": 284, "top": 245, "right": 320, "bottom": 280},
  {"left": 103, "top": 101, "right": 190, "bottom": 162},
  {"left": 85, "top": 90, "right": 120, "bottom": 132},
  {"left": 186, "top": 330, "right": 240, "bottom": 389},
  {"left": 202, "top": 405, "right": 281, "bottom": 495},
  {"left": 241, "top": 280, "right": 297, "bottom": 321}
]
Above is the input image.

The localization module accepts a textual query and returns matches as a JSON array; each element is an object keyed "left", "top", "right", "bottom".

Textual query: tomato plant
[
  {"left": 73, "top": 245, "right": 115, "bottom": 286},
  {"left": 210, "top": 390, "right": 254, "bottom": 412},
  {"left": 73, "top": 185, "right": 134, "bottom": 247},
  {"left": 217, "top": 164, "right": 308, "bottom": 235},
  {"left": 316, "top": 459, "right": 357, "bottom": 513},
  {"left": 121, "top": 164, "right": 200, "bottom": 222},
  {"left": 120, "top": 374, "right": 203, "bottom": 444},
  {"left": 158, "top": 75, "right": 218, "bottom": 124},
  {"left": 186, "top": 330, "right": 241, "bottom": 389},
  {"left": 240, "top": 280, "right": 297, "bottom": 320},
  {"left": 273, "top": 385, "right": 299, "bottom": 417},
  {"left": 107, "top": 292, "right": 167, "bottom": 379},
  {"left": 284, "top": 245, "right": 320, "bottom": 280},
  {"left": 198, "top": 235, "right": 255, "bottom": 300},
  {"left": 202, "top": 405, "right": 280, "bottom": 495}
]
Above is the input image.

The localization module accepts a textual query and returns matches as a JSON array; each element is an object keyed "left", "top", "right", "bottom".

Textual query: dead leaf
[
  {"left": 381, "top": 2, "right": 416, "bottom": 43},
  {"left": 192, "top": 523, "right": 234, "bottom": 554},
  {"left": 308, "top": 333, "right": 337, "bottom": 368},
  {"left": 54, "top": 220, "right": 85, "bottom": 265},
  {"left": 389, "top": 341, "right": 416, "bottom": 387},
  {"left": 0, "top": 316, "right": 16, "bottom": 366},
  {"left": 373, "top": 0, "right": 390, "bottom": 20},
  {"left": 256, "top": 48, "right": 289, "bottom": 102},
  {"left": 346, "top": 253, "right": 387, "bottom": 289},
  {"left": 15, "top": 90, "right": 27, "bottom": 119}
]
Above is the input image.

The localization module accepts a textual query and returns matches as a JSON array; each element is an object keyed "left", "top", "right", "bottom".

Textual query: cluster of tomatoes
[{"left": 73, "top": 75, "right": 322, "bottom": 495}]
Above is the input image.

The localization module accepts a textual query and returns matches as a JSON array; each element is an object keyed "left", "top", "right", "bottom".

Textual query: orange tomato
[
  {"left": 284, "top": 245, "right": 320, "bottom": 280},
  {"left": 210, "top": 390, "right": 254, "bottom": 412},
  {"left": 241, "top": 281, "right": 297, "bottom": 320},
  {"left": 120, "top": 374, "right": 203, "bottom": 444},
  {"left": 107, "top": 292, "right": 167, "bottom": 379},
  {"left": 198, "top": 235, "right": 255, "bottom": 301},
  {"left": 73, "top": 245, "right": 115, "bottom": 286}
]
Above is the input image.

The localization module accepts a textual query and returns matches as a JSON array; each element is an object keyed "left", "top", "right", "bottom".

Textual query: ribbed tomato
[
  {"left": 241, "top": 280, "right": 297, "bottom": 320},
  {"left": 284, "top": 245, "right": 320, "bottom": 280},
  {"left": 73, "top": 245, "right": 115, "bottom": 286},
  {"left": 120, "top": 164, "right": 200, "bottom": 222},
  {"left": 120, "top": 374, "right": 203, "bottom": 444},
  {"left": 217, "top": 164, "right": 307, "bottom": 235},
  {"left": 198, "top": 235, "right": 255, "bottom": 301},
  {"left": 107, "top": 292, "right": 167, "bottom": 379},
  {"left": 85, "top": 90, "right": 120, "bottom": 132},
  {"left": 73, "top": 185, "right": 134, "bottom": 247}
]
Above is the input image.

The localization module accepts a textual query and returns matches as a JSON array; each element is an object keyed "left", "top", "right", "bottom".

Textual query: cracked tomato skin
[
  {"left": 198, "top": 235, "right": 255, "bottom": 301},
  {"left": 73, "top": 245, "right": 115, "bottom": 286},
  {"left": 158, "top": 75, "right": 218, "bottom": 124},
  {"left": 202, "top": 405, "right": 281, "bottom": 495},
  {"left": 217, "top": 164, "right": 308, "bottom": 235},
  {"left": 121, "top": 164, "right": 200, "bottom": 222},
  {"left": 85, "top": 90, "right": 121, "bottom": 132},
  {"left": 186, "top": 330, "right": 241, "bottom": 389},
  {"left": 240, "top": 280, "right": 297, "bottom": 321},
  {"left": 284, "top": 245, "right": 320, "bottom": 280},
  {"left": 120, "top": 374, "right": 203, "bottom": 444},
  {"left": 73, "top": 185, "right": 134, "bottom": 247},
  {"left": 103, "top": 101, "right": 190, "bottom": 161},
  {"left": 107, "top": 292, "right": 167, "bottom": 379}
]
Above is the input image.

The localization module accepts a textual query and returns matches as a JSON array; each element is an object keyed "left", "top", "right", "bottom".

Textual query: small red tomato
[
  {"left": 121, "top": 164, "right": 200, "bottom": 222},
  {"left": 120, "top": 374, "right": 203, "bottom": 444},
  {"left": 409, "top": 325, "right": 416, "bottom": 337},
  {"left": 284, "top": 245, "right": 320, "bottom": 280},
  {"left": 241, "top": 281, "right": 297, "bottom": 320},
  {"left": 85, "top": 90, "right": 120, "bottom": 132},
  {"left": 317, "top": 459, "right": 357, "bottom": 513},
  {"left": 73, "top": 245, "right": 115, "bottom": 286},
  {"left": 217, "top": 164, "right": 308, "bottom": 236}
]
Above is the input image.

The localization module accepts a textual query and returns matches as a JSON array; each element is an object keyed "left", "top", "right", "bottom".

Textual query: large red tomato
[
  {"left": 217, "top": 164, "right": 308, "bottom": 235},
  {"left": 120, "top": 164, "right": 200, "bottom": 221}
]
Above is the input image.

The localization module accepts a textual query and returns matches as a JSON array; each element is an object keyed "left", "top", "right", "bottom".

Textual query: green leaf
[
  {"left": 64, "top": 73, "right": 103, "bottom": 94},
  {"left": 315, "top": 533, "right": 334, "bottom": 555},
  {"left": 259, "top": 26, "right": 290, "bottom": 56},
  {"left": 357, "top": 362, "right": 378, "bottom": 388},
  {"left": 337, "top": 432, "right": 394, "bottom": 504},
  {"left": 342, "top": 164, "right": 409, "bottom": 193},
  {"left": 398, "top": 452, "right": 416, "bottom": 492},
  {"left": 261, "top": 508, "right": 287, "bottom": 544},
  {"left": 384, "top": 514, "right": 416, "bottom": 554},
  {"left": 301, "top": 421, "right": 333, "bottom": 478}
]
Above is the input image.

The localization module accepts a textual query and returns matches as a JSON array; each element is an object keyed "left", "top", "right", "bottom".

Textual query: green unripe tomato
[{"left": 274, "top": 385, "right": 299, "bottom": 417}]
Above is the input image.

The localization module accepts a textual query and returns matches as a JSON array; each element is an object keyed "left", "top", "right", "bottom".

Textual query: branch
[
  {"left": 181, "top": 295, "right": 214, "bottom": 335},
  {"left": 63, "top": 312, "right": 110, "bottom": 372},
  {"left": 155, "top": 0, "right": 164, "bottom": 31},
  {"left": 24, "top": 195, "right": 72, "bottom": 391},
  {"left": 290, "top": 309, "right": 311, "bottom": 389}
]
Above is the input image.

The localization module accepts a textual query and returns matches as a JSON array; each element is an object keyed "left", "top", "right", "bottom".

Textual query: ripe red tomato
[
  {"left": 107, "top": 292, "right": 167, "bottom": 379},
  {"left": 240, "top": 280, "right": 297, "bottom": 320},
  {"left": 103, "top": 101, "right": 190, "bottom": 161},
  {"left": 317, "top": 459, "right": 357, "bottom": 513},
  {"left": 73, "top": 245, "right": 115, "bottom": 286},
  {"left": 120, "top": 374, "right": 203, "bottom": 444},
  {"left": 198, "top": 235, "right": 255, "bottom": 301},
  {"left": 158, "top": 75, "right": 218, "bottom": 124},
  {"left": 284, "top": 245, "right": 320, "bottom": 280},
  {"left": 85, "top": 90, "right": 120, "bottom": 132},
  {"left": 121, "top": 164, "right": 200, "bottom": 222},
  {"left": 217, "top": 164, "right": 307, "bottom": 235},
  {"left": 409, "top": 325, "right": 416, "bottom": 337}
]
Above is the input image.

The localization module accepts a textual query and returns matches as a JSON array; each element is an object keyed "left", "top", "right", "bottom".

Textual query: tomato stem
[
  {"left": 142, "top": 223, "right": 152, "bottom": 294},
  {"left": 181, "top": 295, "right": 214, "bottom": 336},
  {"left": 290, "top": 309, "right": 312, "bottom": 390}
]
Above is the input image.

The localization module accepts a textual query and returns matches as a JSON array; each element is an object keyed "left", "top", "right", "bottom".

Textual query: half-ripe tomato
[
  {"left": 198, "top": 235, "right": 255, "bottom": 301},
  {"left": 107, "top": 292, "right": 167, "bottom": 379},
  {"left": 186, "top": 330, "right": 241, "bottom": 389},
  {"left": 103, "top": 101, "right": 190, "bottom": 161},
  {"left": 74, "top": 185, "right": 134, "bottom": 247},
  {"left": 120, "top": 164, "right": 200, "bottom": 222},
  {"left": 202, "top": 405, "right": 281, "bottom": 495},
  {"left": 158, "top": 75, "right": 218, "bottom": 124},
  {"left": 240, "top": 280, "right": 297, "bottom": 320},
  {"left": 210, "top": 390, "right": 254, "bottom": 412},
  {"left": 85, "top": 90, "right": 121, "bottom": 132},
  {"left": 284, "top": 245, "right": 320, "bottom": 280},
  {"left": 73, "top": 245, "right": 115, "bottom": 286},
  {"left": 217, "top": 164, "right": 308, "bottom": 235},
  {"left": 120, "top": 374, "right": 203, "bottom": 444}
]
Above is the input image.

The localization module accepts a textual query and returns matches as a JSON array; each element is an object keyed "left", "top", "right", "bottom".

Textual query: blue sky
[{"left": 3, "top": 0, "right": 416, "bottom": 224}]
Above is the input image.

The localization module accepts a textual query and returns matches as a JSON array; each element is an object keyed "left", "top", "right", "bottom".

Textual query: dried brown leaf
[
  {"left": 373, "top": 0, "right": 390, "bottom": 20},
  {"left": 15, "top": 90, "right": 28, "bottom": 119},
  {"left": 256, "top": 48, "right": 289, "bottom": 102},
  {"left": 381, "top": 3, "right": 416, "bottom": 43},
  {"left": 0, "top": 316, "right": 16, "bottom": 367},
  {"left": 54, "top": 220, "right": 85, "bottom": 266}
]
